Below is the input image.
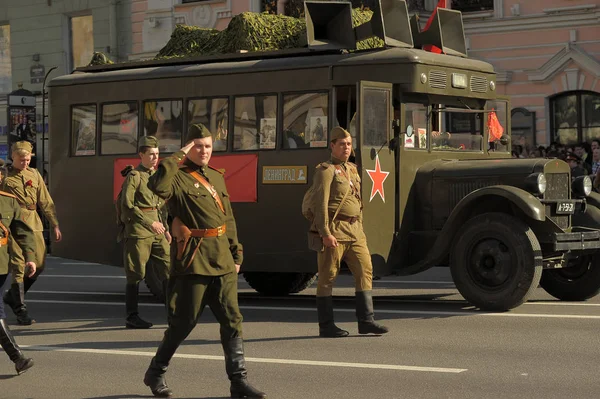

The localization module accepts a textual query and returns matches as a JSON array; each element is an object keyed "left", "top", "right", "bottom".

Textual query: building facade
[
  {"left": 455, "top": 0, "right": 600, "bottom": 148},
  {"left": 0, "top": 0, "right": 134, "bottom": 164}
]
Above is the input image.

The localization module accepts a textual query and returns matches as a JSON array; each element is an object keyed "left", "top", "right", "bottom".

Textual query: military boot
[
  {"left": 125, "top": 283, "right": 152, "bottom": 329},
  {"left": 222, "top": 337, "right": 266, "bottom": 398},
  {"left": 316, "top": 296, "right": 349, "bottom": 338},
  {"left": 0, "top": 319, "right": 34, "bottom": 375},
  {"left": 4, "top": 283, "right": 34, "bottom": 325},
  {"left": 143, "top": 357, "right": 173, "bottom": 398},
  {"left": 356, "top": 290, "right": 389, "bottom": 335}
]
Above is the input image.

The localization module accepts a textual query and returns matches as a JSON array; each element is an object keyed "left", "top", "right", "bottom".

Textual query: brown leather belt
[
  {"left": 139, "top": 207, "right": 158, "bottom": 212},
  {"left": 20, "top": 204, "right": 36, "bottom": 211},
  {"left": 330, "top": 213, "right": 359, "bottom": 224},
  {"left": 0, "top": 237, "right": 7, "bottom": 246},
  {"left": 189, "top": 224, "right": 227, "bottom": 238}
]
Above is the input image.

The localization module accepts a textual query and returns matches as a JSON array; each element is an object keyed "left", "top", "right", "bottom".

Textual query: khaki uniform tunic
[
  {"left": 0, "top": 191, "right": 36, "bottom": 319},
  {"left": 2, "top": 166, "right": 58, "bottom": 282},
  {"left": 121, "top": 164, "right": 170, "bottom": 284},
  {"left": 148, "top": 151, "right": 244, "bottom": 340},
  {"left": 311, "top": 157, "right": 373, "bottom": 296}
]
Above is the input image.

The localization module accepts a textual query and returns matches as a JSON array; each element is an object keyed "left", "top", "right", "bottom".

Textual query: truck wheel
[
  {"left": 540, "top": 254, "right": 600, "bottom": 301},
  {"left": 243, "top": 272, "right": 317, "bottom": 295},
  {"left": 144, "top": 261, "right": 167, "bottom": 303},
  {"left": 450, "top": 212, "right": 542, "bottom": 311}
]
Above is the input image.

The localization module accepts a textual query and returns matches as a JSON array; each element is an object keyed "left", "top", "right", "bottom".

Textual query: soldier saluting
[
  {"left": 119, "top": 136, "right": 171, "bottom": 329},
  {"left": 310, "top": 127, "right": 389, "bottom": 338},
  {"left": 2, "top": 141, "right": 61, "bottom": 325},
  {"left": 143, "top": 124, "right": 265, "bottom": 398}
]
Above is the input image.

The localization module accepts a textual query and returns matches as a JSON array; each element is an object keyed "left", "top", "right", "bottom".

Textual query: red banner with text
[{"left": 113, "top": 154, "right": 258, "bottom": 202}]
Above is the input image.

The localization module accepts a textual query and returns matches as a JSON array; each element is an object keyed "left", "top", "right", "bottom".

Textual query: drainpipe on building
[{"left": 109, "top": 0, "right": 119, "bottom": 61}]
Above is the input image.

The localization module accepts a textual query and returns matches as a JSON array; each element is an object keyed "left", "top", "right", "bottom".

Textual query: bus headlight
[
  {"left": 572, "top": 175, "right": 592, "bottom": 197},
  {"left": 525, "top": 173, "right": 546, "bottom": 195}
]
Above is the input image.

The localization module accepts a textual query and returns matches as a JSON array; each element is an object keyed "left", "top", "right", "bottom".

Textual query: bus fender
[
  {"left": 573, "top": 191, "right": 600, "bottom": 229},
  {"left": 397, "top": 186, "right": 545, "bottom": 276}
]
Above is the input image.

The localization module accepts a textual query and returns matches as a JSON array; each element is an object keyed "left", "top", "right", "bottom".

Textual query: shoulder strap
[
  {"left": 0, "top": 190, "right": 17, "bottom": 199},
  {"left": 184, "top": 168, "right": 226, "bottom": 214},
  {"left": 329, "top": 165, "right": 351, "bottom": 226}
]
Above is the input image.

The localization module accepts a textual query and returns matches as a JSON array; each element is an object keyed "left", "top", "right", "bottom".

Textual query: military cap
[
  {"left": 186, "top": 123, "right": 212, "bottom": 142},
  {"left": 330, "top": 126, "right": 351, "bottom": 142},
  {"left": 138, "top": 135, "right": 158, "bottom": 149},
  {"left": 0, "top": 159, "right": 4, "bottom": 167},
  {"left": 11, "top": 141, "right": 33, "bottom": 153},
  {"left": 566, "top": 153, "right": 581, "bottom": 162}
]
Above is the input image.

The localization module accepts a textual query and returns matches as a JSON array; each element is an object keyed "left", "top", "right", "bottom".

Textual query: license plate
[{"left": 556, "top": 201, "right": 575, "bottom": 214}]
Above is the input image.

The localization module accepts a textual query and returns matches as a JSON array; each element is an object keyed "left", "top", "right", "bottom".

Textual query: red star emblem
[{"left": 366, "top": 155, "right": 390, "bottom": 202}]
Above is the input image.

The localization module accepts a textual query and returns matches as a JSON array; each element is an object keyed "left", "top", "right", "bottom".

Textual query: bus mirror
[
  {"left": 410, "top": 8, "right": 467, "bottom": 57},
  {"left": 304, "top": 1, "right": 356, "bottom": 50},
  {"left": 499, "top": 134, "right": 510, "bottom": 146},
  {"left": 355, "top": 0, "right": 414, "bottom": 49}
]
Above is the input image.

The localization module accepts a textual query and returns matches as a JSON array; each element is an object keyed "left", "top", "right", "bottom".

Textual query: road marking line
[
  {"left": 41, "top": 275, "right": 126, "bottom": 279},
  {"left": 25, "top": 300, "right": 600, "bottom": 319},
  {"left": 29, "top": 290, "right": 151, "bottom": 296},
  {"left": 21, "top": 345, "right": 466, "bottom": 374},
  {"left": 373, "top": 280, "right": 454, "bottom": 285}
]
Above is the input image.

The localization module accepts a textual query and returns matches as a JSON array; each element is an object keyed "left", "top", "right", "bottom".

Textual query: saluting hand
[
  {"left": 322, "top": 235, "right": 338, "bottom": 248},
  {"left": 181, "top": 140, "right": 196, "bottom": 155},
  {"left": 235, "top": 264, "right": 241, "bottom": 274},
  {"left": 25, "top": 262, "right": 37, "bottom": 278}
]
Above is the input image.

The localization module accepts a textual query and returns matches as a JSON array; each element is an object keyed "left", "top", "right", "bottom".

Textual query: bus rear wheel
[
  {"left": 243, "top": 272, "right": 317, "bottom": 295},
  {"left": 450, "top": 212, "right": 542, "bottom": 311},
  {"left": 540, "top": 254, "right": 600, "bottom": 301}
]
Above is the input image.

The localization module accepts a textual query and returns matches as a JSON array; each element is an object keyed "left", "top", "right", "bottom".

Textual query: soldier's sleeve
[
  {"left": 9, "top": 199, "right": 36, "bottom": 263},
  {"left": 313, "top": 164, "right": 334, "bottom": 237},
  {"left": 148, "top": 151, "right": 184, "bottom": 200},
  {"left": 222, "top": 180, "right": 243, "bottom": 265},
  {"left": 122, "top": 173, "right": 155, "bottom": 231},
  {"left": 35, "top": 169, "right": 59, "bottom": 227}
]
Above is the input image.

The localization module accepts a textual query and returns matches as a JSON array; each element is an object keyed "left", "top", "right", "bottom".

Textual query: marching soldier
[
  {"left": 143, "top": 124, "right": 265, "bottom": 398},
  {"left": 120, "top": 136, "right": 171, "bottom": 329},
  {"left": 2, "top": 141, "right": 61, "bottom": 325},
  {"left": 310, "top": 127, "right": 389, "bottom": 338},
  {"left": 0, "top": 157, "right": 37, "bottom": 374}
]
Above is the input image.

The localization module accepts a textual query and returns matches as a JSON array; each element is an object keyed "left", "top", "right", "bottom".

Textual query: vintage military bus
[{"left": 47, "top": 1, "right": 600, "bottom": 310}]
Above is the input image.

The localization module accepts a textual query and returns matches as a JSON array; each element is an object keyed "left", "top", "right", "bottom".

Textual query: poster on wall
[{"left": 8, "top": 107, "right": 37, "bottom": 156}]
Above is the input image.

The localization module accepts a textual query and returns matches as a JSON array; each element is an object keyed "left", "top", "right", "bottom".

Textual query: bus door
[{"left": 357, "top": 81, "right": 396, "bottom": 275}]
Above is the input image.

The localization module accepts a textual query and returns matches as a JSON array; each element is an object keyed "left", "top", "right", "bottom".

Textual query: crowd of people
[{"left": 512, "top": 139, "right": 600, "bottom": 189}]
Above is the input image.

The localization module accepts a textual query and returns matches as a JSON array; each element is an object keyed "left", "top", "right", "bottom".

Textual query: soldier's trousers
[
  {"left": 154, "top": 272, "right": 243, "bottom": 367},
  {"left": 123, "top": 235, "right": 170, "bottom": 284},
  {"left": 316, "top": 237, "right": 373, "bottom": 297},
  {"left": 8, "top": 231, "right": 46, "bottom": 283}
]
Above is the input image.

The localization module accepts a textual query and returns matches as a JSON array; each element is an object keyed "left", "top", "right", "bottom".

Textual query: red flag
[
  {"left": 422, "top": 0, "right": 446, "bottom": 54},
  {"left": 487, "top": 109, "right": 504, "bottom": 142}
]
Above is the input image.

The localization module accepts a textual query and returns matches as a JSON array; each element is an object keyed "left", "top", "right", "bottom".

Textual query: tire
[
  {"left": 540, "top": 254, "right": 600, "bottom": 301},
  {"left": 144, "top": 260, "right": 167, "bottom": 303},
  {"left": 450, "top": 212, "right": 542, "bottom": 311},
  {"left": 243, "top": 272, "right": 317, "bottom": 295}
]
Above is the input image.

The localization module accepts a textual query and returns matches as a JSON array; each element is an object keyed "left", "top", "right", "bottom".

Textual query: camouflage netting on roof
[
  {"left": 156, "top": 9, "right": 384, "bottom": 60},
  {"left": 88, "top": 52, "right": 114, "bottom": 66}
]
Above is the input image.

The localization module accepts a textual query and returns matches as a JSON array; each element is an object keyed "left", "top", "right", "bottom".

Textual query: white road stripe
[
  {"left": 25, "top": 299, "right": 600, "bottom": 320},
  {"left": 373, "top": 280, "right": 454, "bottom": 285},
  {"left": 21, "top": 345, "right": 467, "bottom": 374},
  {"left": 41, "top": 275, "right": 126, "bottom": 279}
]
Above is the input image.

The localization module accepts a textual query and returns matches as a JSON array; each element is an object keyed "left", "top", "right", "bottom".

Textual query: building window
[
  {"left": 283, "top": 92, "right": 328, "bottom": 149},
  {"left": 143, "top": 100, "right": 183, "bottom": 153},
  {"left": 0, "top": 24, "right": 11, "bottom": 94},
  {"left": 188, "top": 98, "right": 229, "bottom": 152},
  {"left": 233, "top": 95, "right": 277, "bottom": 151},
  {"left": 101, "top": 102, "right": 139, "bottom": 155},
  {"left": 551, "top": 91, "right": 600, "bottom": 145},
  {"left": 70, "top": 15, "right": 94, "bottom": 69},
  {"left": 72, "top": 104, "right": 97, "bottom": 156},
  {"left": 452, "top": 0, "right": 494, "bottom": 12}
]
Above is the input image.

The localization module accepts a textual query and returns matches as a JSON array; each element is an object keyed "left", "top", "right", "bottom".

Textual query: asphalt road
[{"left": 1, "top": 256, "right": 599, "bottom": 399}]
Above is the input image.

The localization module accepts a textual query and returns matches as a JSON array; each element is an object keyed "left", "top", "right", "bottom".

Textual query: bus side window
[
  {"left": 283, "top": 92, "right": 328, "bottom": 149},
  {"left": 143, "top": 99, "right": 183, "bottom": 153},
  {"left": 334, "top": 86, "right": 357, "bottom": 148},
  {"left": 233, "top": 95, "right": 277, "bottom": 151}
]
